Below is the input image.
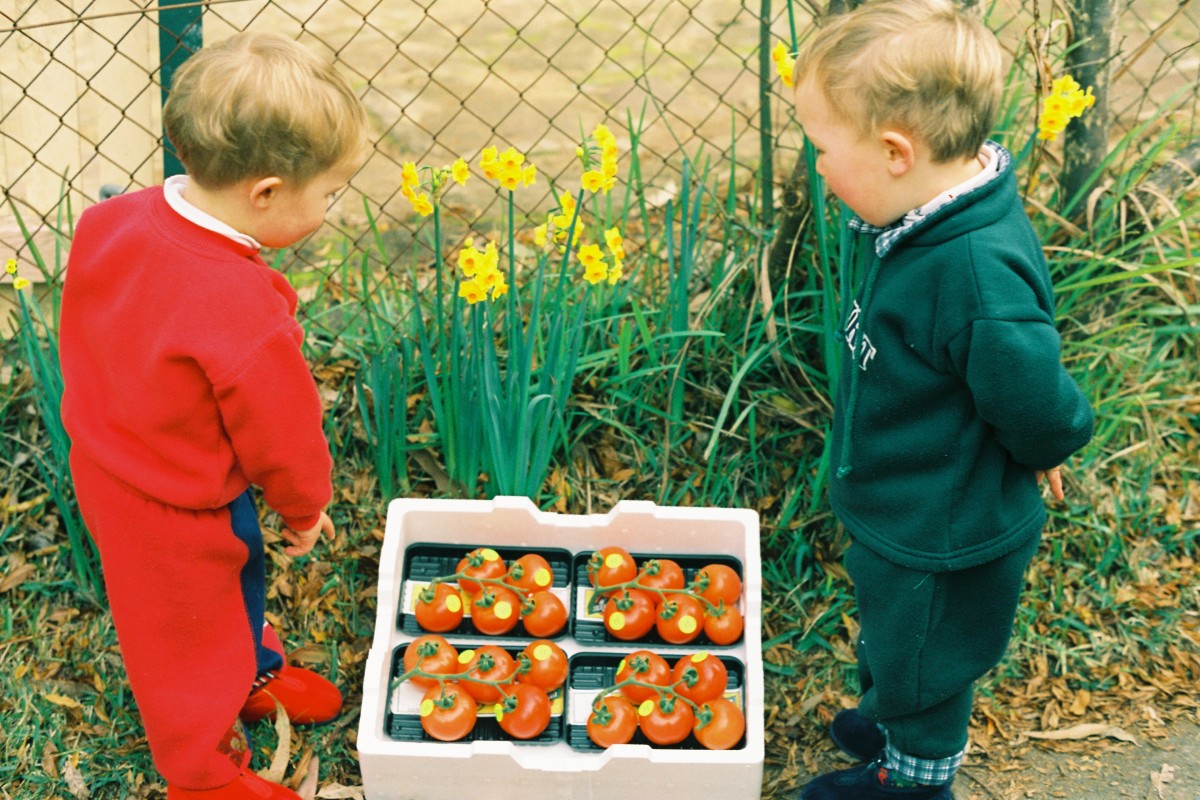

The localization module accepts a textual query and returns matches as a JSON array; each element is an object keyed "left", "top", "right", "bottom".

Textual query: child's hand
[
  {"left": 282, "top": 511, "right": 335, "bottom": 557},
  {"left": 1036, "top": 466, "right": 1065, "bottom": 502}
]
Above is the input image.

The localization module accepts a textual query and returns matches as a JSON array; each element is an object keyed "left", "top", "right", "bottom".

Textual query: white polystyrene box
[{"left": 358, "top": 496, "right": 763, "bottom": 800}]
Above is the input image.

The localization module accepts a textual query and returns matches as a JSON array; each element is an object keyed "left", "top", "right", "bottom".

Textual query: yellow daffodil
[
  {"left": 604, "top": 227, "right": 625, "bottom": 261},
  {"left": 522, "top": 165, "right": 537, "bottom": 187},
  {"left": 581, "top": 170, "right": 606, "bottom": 193},
  {"left": 451, "top": 158, "right": 470, "bottom": 186},
  {"left": 478, "top": 266, "right": 505, "bottom": 293},
  {"left": 481, "top": 146, "right": 500, "bottom": 180},
  {"left": 459, "top": 245, "right": 483, "bottom": 278},
  {"left": 481, "top": 241, "right": 499, "bottom": 274},
  {"left": 577, "top": 242, "right": 605, "bottom": 270},
  {"left": 412, "top": 193, "right": 435, "bottom": 217},
  {"left": 5, "top": 258, "right": 16, "bottom": 275},
  {"left": 607, "top": 259, "right": 623, "bottom": 285},
  {"left": 490, "top": 276, "right": 509, "bottom": 300},
  {"left": 14, "top": 277, "right": 30, "bottom": 290},
  {"left": 402, "top": 161, "right": 420, "bottom": 188},
  {"left": 1038, "top": 73, "right": 1095, "bottom": 142},
  {"left": 499, "top": 170, "right": 521, "bottom": 191},
  {"left": 583, "top": 261, "right": 609, "bottom": 285},
  {"left": 772, "top": 42, "right": 795, "bottom": 88},
  {"left": 458, "top": 279, "right": 488, "bottom": 304},
  {"left": 534, "top": 224, "right": 548, "bottom": 248}
]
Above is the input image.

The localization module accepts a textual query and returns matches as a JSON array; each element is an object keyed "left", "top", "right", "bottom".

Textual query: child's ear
[
  {"left": 881, "top": 130, "right": 916, "bottom": 177},
  {"left": 248, "top": 177, "right": 284, "bottom": 208}
]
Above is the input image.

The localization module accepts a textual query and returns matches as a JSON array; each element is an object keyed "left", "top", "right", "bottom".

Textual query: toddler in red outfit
[{"left": 59, "top": 32, "right": 368, "bottom": 800}]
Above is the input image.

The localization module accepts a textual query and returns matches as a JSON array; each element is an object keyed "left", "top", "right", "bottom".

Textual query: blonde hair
[
  {"left": 794, "top": 0, "right": 1003, "bottom": 162},
  {"left": 163, "top": 32, "right": 368, "bottom": 187}
]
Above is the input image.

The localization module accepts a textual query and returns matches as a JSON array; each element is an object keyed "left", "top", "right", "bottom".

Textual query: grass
[{"left": 3, "top": 54, "right": 1200, "bottom": 800}]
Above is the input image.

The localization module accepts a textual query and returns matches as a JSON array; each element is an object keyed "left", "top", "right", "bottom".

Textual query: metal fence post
[
  {"left": 1062, "top": 0, "right": 1115, "bottom": 215},
  {"left": 157, "top": 0, "right": 203, "bottom": 178}
]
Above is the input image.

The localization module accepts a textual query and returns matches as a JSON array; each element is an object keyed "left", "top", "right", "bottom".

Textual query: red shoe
[
  {"left": 240, "top": 665, "right": 343, "bottom": 725},
  {"left": 216, "top": 722, "right": 252, "bottom": 770},
  {"left": 167, "top": 769, "right": 301, "bottom": 799}
]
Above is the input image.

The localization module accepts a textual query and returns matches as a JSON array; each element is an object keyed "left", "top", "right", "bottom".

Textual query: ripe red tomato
[
  {"left": 603, "top": 589, "right": 657, "bottom": 641},
  {"left": 470, "top": 585, "right": 521, "bottom": 635},
  {"left": 402, "top": 635, "right": 460, "bottom": 689},
  {"left": 495, "top": 683, "right": 552, "bottom": 740},
  {"left": 520, "top": 590, "right": 567, "bottom": 637},
  {"left": 419, "top": 682, "right": 477, "bottom": 742},
  {"left": 505, "top": 553, "right": 555, "bottom": 594},
  {"left": 456, "top": 547, "right": 506, "bottom": 595},
  {"left": 671, "top": 651, "right": 728, "bottom": 704},
  {"left": 634, "top": 558, "right": 685, "bottom": 595},
  {"left": 655, "top": 592, "right": 705, "bottom": 644},
  {"left": 615, "top": 650, "right": 671, "bottom": 705},
  {"left": 693, "top": 697, "right": 746, "bottom": 750},
  {"left": 414, "top": 581, "right": 464, "bottom": 632},
  {"left": 462, "top": 645, "right": 516, "bottom": 703},
  {"left": 587, "top": 546, "right": 637, "bottom": 591},
  {"left": 586, "top": 694, "right": 639, "bottom": 748},
  {"left": 516, "top": 640, "right": 568, "bottom": 691},
  {"left": 691, "top": 563, "right": 742, "bottom": 606},
  {"left": 703, "top": 604, "right": 745, "bottom": 645},
  {"left": 637, "top": 695, "right": 694, "bottom": 745}
]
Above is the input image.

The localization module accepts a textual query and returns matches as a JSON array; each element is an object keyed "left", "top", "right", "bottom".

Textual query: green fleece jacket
[{"left": 829, "top": 143, "right": 1093, "bottom": 572}]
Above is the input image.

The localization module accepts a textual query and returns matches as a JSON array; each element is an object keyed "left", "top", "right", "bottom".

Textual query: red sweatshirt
[{"left": 60, "top": 187, "right": 331, "bottom": 532}]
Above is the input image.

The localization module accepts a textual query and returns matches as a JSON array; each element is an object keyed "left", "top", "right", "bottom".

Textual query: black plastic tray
[
  {"left": 386, "top": 642, "right": 566, "bottom": 744},
  {"left": 565, "top": 651, "right": 746, "bottom": 751},
  {"left": 398, "top": 543, "right": 574, "bottom": 640},
  {"left": 570, "top": 551, "right": 744, "bottom": 647}
]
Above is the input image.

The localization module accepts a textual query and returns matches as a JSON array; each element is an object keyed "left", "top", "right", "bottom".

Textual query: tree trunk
[{"left": 1061, "top": 0, "right": 1116, "bottom": 216}]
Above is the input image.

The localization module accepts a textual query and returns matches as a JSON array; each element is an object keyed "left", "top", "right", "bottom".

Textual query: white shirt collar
[
  {"left": 162, "top": 175, "right": 261, "bottom": 250},
  {"left": 899, "top": 142, "right": 1004, "bottom": 227}
]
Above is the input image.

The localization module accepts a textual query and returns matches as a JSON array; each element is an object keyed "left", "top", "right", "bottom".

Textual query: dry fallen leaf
[
  {"left": 317, "top": 785, "right": 365, "bottom": 799},
  {"left": 296, "top": 755, "right": 319, "bottom": 800},
  {"left": 258, "top": 699, "right": 291, "bottom": 784},
  {"left": 42, "top": 741, "right": 59, "bottom": 779},
  {"left": 1150, "top": 763, "right": 1175, "bottom": 800},
  {"left": 1026, "top": 722, "right": 1137, "bottom": 744},
  {"left": 63, "top": 755, "right": 89, "bottom": 799},
  {"left": 43, "top": 692, "right": 83, "bottom": 710}
]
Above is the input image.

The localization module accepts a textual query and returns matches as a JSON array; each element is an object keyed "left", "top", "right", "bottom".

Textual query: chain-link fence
[{"left": 2, "top": 0, "right": 1198, "bottom": 335}]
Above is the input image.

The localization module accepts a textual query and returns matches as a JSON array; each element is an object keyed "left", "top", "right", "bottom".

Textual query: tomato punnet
[
  {"left": 634, "top": 558, "right": 685, "bottom": 595},
  {"left": 414, "top": 581, "right": 464, "bottom": 632},
  {"left": 495, "top": 683, "right": 553, "bottom": 740},
  {"left": 402, "top": 635, "right": 460, "bottom": 689},
  {"left": 615, "top": 650, "right": 671, "bottom": 704},
  {"left": 520, "top": 590, "right": 567, "bottom": 637},
  {"left": 672, "top": 651, "right": 729, "bottom": 704},
  {"left": 655, "top": 592, "right": 705, "bottom": 644},
  {"left": 461, "top": 645, "right": 517, "bottom": 703},
  {"left": 691, "top": 563, "right": 742, "bottom": 606},
  {"left": 470, "top": 584, "right": 521, "bottom": 635},
  {"left": 703, "top": 603, "right": 745, "bottom": 645},
  {"left": 637, "top": 695, "right": 694, "bottom": 746},
  {"left": 586, "top": 694, "right": 639, "bottom": 748},
  {"left": 456, "top": 547, "right": 506, "bottom": 595},
  {"left": 516, "top": 640, "right": 568, "bottom": 692},
  {"left": 419, "top": 682, "right": 477, "bottom": 742},
  {"left": 603, "top": 589, "right": 657, "bottom": 641},
  {"left": 693, "top": 697, "right": 746, "bottom": 750},
  {"left": 505, "top": 553, "right": 555, "bottom": 594},
  {"left": 587, "top": 546, "right": 637, "bottom": 591}
]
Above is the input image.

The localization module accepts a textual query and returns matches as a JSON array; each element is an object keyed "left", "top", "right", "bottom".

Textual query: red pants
[{"left": 71, "top": 453, "right": 278, "bottom": 789}]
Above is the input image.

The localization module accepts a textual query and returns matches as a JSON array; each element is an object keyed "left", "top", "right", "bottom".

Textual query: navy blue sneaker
[
  {"left": 799, "top": 762, "right": 953, "bottom": 799},
  {"left": 830, "top": 708, "right": 886, "bottom": 762}
]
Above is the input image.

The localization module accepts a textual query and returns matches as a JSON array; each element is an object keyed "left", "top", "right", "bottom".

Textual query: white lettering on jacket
[{"left": 844, "top": 301, "right": 877, "bottom": 371}]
